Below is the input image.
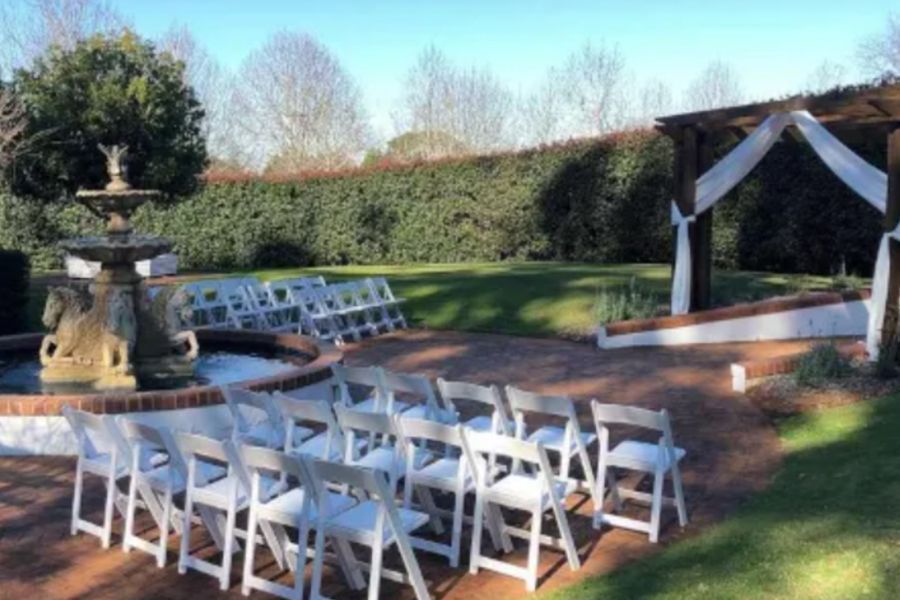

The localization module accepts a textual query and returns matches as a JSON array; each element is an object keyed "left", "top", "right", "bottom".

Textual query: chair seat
[
  {"left": 414, "top": 457, "right": 473, "bottom": 491},
  {"left": 348, "top": 396, "right": 409, "bottom": 414},
  {"left": 609, "top": 440, "right": 686, "bottom": 472},
  {"left": 527, "top": 426, "right": 596, "bottom": 455},
  {"left": 262, "top": 488, "right": 355, "bottom": 523},
  {"left": 195, "top": 474, "right": 279, "bottom": 507},
  {"left": 325, "top": 501, "right": 430, "bottom": 544},
  {"left": 143, "top": 461, "right": 226, "bottom": 491},
  {"left": 463, "top": 415, "right": 513, "bottom": 434},
  {"left": 289, "top": 432, "right": 365, "bottom": 460},
  {"left": 401, "top": 405, "right": 457, "bottom": 424},
  {"left": 352, "top": 446, "right": 432, "bottom": 477},
  {"left": 486, "top": 473, "right": 575, "bottom": 511},
  {"left": 83, "top": 452, "right": 128, "bottom": 478},
  {"left": 238, "top": 422, "right": 284, "bottom": 448}
]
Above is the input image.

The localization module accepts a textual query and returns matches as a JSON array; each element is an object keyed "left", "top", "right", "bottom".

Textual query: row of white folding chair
[{"left": 181, "top": 277, "right": 266, "bottom": 330}]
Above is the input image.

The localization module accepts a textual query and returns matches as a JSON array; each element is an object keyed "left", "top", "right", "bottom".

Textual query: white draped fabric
[{"left": 669, "top": 110, "right": 890, "bottom": 359}]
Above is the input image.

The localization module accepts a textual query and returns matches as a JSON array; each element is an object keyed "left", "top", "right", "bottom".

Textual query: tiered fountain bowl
[{"left": 0, "top": 145, "right": 339, "bottom": 455}]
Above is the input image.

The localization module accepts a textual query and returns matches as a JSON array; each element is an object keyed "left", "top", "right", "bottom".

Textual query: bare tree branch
[
  {"left": 805, "top": 60, "right": 848, "bottom": 94},
  {"left": 0, "top": 0, "right": 127, "bottom": 72},
  {"left": 857, "top": 12, "right": 900, "bottom": 79},
  {"left": 0, "top": 87, "right": 29, "bottom": 171},
  {"left": 234, "top": 31, "right": 372, "bottom": 173},
  {"left": 683, "top": 60, "right": 745, "bottom": 112}
]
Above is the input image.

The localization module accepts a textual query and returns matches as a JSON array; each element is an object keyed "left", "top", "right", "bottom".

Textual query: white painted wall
[
  {"left": 0, "top": 380, "right": 334, "bottom": 456},
  {"left": 598, "top": 298, "right": 870, "bottom": 349}
]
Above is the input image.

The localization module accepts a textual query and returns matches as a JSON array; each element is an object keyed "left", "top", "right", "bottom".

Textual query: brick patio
[{"left": 0, "top": 330, "right": 811, "bottom": 599}]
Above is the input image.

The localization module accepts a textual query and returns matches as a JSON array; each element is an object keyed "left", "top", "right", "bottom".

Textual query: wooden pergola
[{"left": 655, "top": 84, "right": 900, "bottom": 344}]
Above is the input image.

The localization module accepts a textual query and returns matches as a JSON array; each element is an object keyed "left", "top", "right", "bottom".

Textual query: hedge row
[{"left": 0, "top": 130, "right": 888, "bottom": 276}]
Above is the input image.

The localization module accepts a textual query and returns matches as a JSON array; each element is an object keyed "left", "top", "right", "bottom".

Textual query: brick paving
[{"left": 0, "top": 330, "right": 810, "bottom": 599}]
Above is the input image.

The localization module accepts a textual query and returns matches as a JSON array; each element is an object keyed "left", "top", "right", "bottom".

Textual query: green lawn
[
  {"left": 28, "top": 262, "right": 862, "bottom": 336},
  {"left": 549, "top": 395, "right": 900, "bottom": 600},
  {"left": 240, "top": 262, "right": 859, "bottom": 338}
]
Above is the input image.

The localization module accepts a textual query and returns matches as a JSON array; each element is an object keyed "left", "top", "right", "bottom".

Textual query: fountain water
[{"left": 38, "top": 145, "right": 198, "bottom": 390}]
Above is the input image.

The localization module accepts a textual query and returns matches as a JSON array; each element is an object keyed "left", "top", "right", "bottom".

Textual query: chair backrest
[
  {"left": 590, "top": 401, "right": 675, "bottom": 450},
  {"left": 466, "top": 430, "right": 556, "bottom": 488},
  {"left": 382, "top": 369, "right": 445, "bottom": 416},
  {"left": 367, "top": 277, "right": 397, "bottom": 302},
  {"left": 506, "top": 386, "right": 574, "bottom": 420},
  {"left": 334, "top": 403, "right": 397, "bottom": 440},
  {"left": 176, "top": 430, "right": 230, "bottom": 465},
  {"left": 437, "top": 379, "right": 510, "bottom": 434},
  {"left": 331, "top": 364, "right": 385, "bottom": 409},
  {"left": 222, "top": 386, "right": 282, "bottom": 435},
  {"left": 303, "top": 456, "right": 393, "bottom": 504},
  {"left": 116, "top": 416, "right": 188, "bottom": 475},
  {"left": 394, "top": 416, "right": 462, "bottom": 454},
  {"left": 62, "top": 405, "right": 115, "bottom": 460},
  {"left": 273, "top": 392, "right": 343, "bottom": 459},
  {"left": 238, "top": 443, "right": 306, "bottom": 482}
]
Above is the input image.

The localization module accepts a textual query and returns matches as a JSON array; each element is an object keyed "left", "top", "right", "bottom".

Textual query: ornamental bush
[{"left": 0, "top": 128, "right": 889, "bottom": 276}]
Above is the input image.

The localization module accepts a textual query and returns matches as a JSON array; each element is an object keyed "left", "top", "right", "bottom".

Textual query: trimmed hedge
[
  {"left": 0, "top": 129, "right": 888, "bottom": 276},
  {"left": 0, "top": 249, "right": 30, "bottom": 335}
]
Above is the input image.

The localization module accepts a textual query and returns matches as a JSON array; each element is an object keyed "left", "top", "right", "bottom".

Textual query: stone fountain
[{"left": 38, "top": 145, "right": 198, "bottom": 390}]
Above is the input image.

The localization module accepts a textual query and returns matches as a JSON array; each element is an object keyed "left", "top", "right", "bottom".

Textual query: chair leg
[
  {"left": 102, "top": 463, "right": 117, "bottom": 549},
  {"left": 71, "top": 460, "right": 83, "bottom": 536},
  {"left": 450, "top": 487, "right": 465, "bottom": 568},
  {"left": 593, "top": 462, "right": 607, "bottom": 530},
  {"left": 158, "top": 485, "right": 172, "bottom": 568},
  {"left": 526, "top": 509, "right": 541, "bottom": 592},
  {"left": 178, "top": 491, "right": 194, "bottom": 575},
  {"left": 309, "top": 525, "right": 328, "bottom": 600},
  {"left": 548, "top": 495, "right": 581, "bottom": 571},
  {"left": 469, "top": 493, "right": 485, "bottom": 575},
  {"left": 388, "top": 511, "right": 430, "bottom": 600},
  {"left": 416, "top": 486, "right": 444, "bottom": 535},
  {"left": 123, "top": 474, "right": 137, "bottom": 553},
  {"left": 367, "top": 538, "right": 384, "bottom": 600},
  {"left": 221, "top": 505, "right": 238, "bottom": 591},
  {"left": 671, "top": 463, "right": 688, "bottom": 527},
  {"left": 295, "top": 516, "right": 310, "bottom": 600},
  {"left": 242, "top": 504, "right": 259, "bottom": 596},
  {"left": 649, "top": 467, "right": 665, "bottom": 544}
]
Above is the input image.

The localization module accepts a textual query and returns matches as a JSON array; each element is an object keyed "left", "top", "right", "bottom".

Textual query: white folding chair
[
  {"left": 382, "top": 370, "right": 454, "bottom": 423},
  {"left": 273, "top": 392, "right": 348, "bottom": 462},
  {"left": 62, "top": 405, "right": 129, "bottom": 549},
  {"left": 395, "top": 417, "right": 510, "bottom": 567},
  {"left": 332, "top": 281, "right": 379, "bottom": 338},
  {"left": 366, "top": 277, "right": 407, "bottom": 329},
  {"left": 334, "top": 405, "right": 419, "bottom": 493},
  {"left": 331, "top": 364, "right": 396, "bottom": 414},
  {"left": 294, "top": 288, "right": 342, "bottom": 341},
  {"left": 590, "top": 401, "right": 688, "bottom": 543},
  {"left": 506, "top": 386, "right": 597, "bottom": 501},
  {"left": 353, "top": 279, "right": 392, "bottom": 332},
  {"left": 233, "top": 443, "right": 363, "bottom": 600},
  {"left": 176, "top": 432, "right": 287, "bottom": 590},
  {"left": 467, "top": 432, "right": 581, "bottom": 592},
  {"left": 315, "top": 285, "right": 362, "bottom": 342},
  {"left": 116, "top": 417, "right": 226, "bottom": 567},
  {"left": 304, "top": 457, "right": 431, "bottom": 600},
  {"left": 181, "top": 280, "right": 232, "bottom": 329},
  {"left": 223, "top": 386, "right": 311, "bottom": 450},
  {"left": 437, "top": 379, "right": 513, "bottom": 435}
]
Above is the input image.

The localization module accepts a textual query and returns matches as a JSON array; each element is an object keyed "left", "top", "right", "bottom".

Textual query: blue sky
[{"left": 112, "top": 0, "right": 896, "bottom": 133}]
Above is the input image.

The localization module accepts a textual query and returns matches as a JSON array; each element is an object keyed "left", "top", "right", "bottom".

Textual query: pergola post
[
  {"left": 882, "top": 125, "right": 900, "bottom": 348},
  {"left": 672, "top": 126, "right": 713, "bottom": 312}
]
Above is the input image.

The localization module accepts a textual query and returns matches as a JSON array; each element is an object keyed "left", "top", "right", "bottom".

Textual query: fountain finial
[{"left": 98, "top": 144, "right": 130, "bottom": 192}]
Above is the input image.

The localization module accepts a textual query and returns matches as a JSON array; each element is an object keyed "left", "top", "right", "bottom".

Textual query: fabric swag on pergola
[{"left": 657, "top": 85, "right": 900, "bottom": 359}]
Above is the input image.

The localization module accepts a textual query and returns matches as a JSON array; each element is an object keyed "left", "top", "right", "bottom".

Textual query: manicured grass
[
  {"left": 28, "top": 262, "right": 863, "bottom": 336},
  {"left": 241, "top": 262, "right": 860, "bottom": 338},
  {"left": 548, "top": 395, "right": 900, "bottom": 600}
]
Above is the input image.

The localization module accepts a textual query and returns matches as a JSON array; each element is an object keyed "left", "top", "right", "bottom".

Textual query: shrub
[
  {"left": 595, "top": 278, "right": 662, "bottom": 325},
  {"left": 794, "top": 341, "right": 853, "bottom": 387},
  {"left": 0, "top": 249, "right": 30, "bottom": 335}
]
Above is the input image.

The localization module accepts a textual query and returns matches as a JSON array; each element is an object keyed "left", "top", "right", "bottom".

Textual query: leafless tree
[
  {"left": 804, "top": 60, "right": 848, "bottom": 94},
  {"left": 559, "top": 42, "right": 627, "bottom": 136},
  {"left": 636, "top": 78, "right": 675, "bottom": 124},
  {"left": 683, "top": 60, "right": 745, "bottom": 112},
  {"left": 394, "top": 46, "right": 514, "bottom": 157},
  {"left": 235, "top": 31, "right": 372, "bottom": 172},
  {"left": 520, "top": 67, "right": 567, "bottom": 146},
  {"left": 0, "top": 0, "right": 127, "bottom": 72},
  {"left": 857, "top": 12, "right": 900, "bottom": 79},
  {"left": 0, "top": 86, "right": 29, "bottom": 172},
  {"left": 157, "top": 24, "right": 245, "bottom": 168}
]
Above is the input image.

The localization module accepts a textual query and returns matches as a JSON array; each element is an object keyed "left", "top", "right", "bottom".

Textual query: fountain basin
[
  {"left": 61, "top": 234, "right": 172, "bottom": 264},
  {"left": 0, "top": 330, "right": 341, "bottom": 455}
]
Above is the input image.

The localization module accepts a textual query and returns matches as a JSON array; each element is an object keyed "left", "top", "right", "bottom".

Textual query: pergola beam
[{"left": 884, "top": 125, "right": 900, "bottom": 348}]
